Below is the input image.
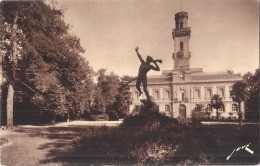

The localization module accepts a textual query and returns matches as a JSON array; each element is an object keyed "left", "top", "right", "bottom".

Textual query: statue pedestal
[{"left": 139, "top": 99, "right": 159, "bottom": 115}]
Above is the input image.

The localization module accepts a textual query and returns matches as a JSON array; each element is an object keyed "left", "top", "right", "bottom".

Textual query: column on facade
[
  {"left": 173, "top": 86, "right": 177, "bottom": 101},
  {"left": 171, "top": 84, "right": 175, "bottom": 117},
  {"left": 159, "top": 88, "right": 164, "bottom": 101},
  {"left": 159, "top": 104, "right": 163, "bottom": 113},
  {"left": 190, "top": 86, "right": 193, "bottom": 101},
  {"left": 201, "top": 86, "right": 205, "bottom": 101},
  {"left": 172, "top": 104, "right": 178, "bottom": 118},
  {"left": 187, "top": 85, "right": 191, "bottom": 101},
  {"left": 241, "top": 102, "right": 245, "bottom": 114},
  {"left": 226, "top": 102, "right": 231, "bottom": 113},
  {"left": 212, "top": 85, "right": 217, "bottom": 96},
  {"left": 225, "top": 85, "right": 230, "bottom": 99},
  {"left": 171, "top": 83, "right": 176, "bottom": 117},
  {"left": 170, "top": 85, "right": 173, "bottom": 100}
]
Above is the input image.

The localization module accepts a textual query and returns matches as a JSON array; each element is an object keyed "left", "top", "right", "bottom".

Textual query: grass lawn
[
  {"left": 50, "top": 114, "right": 259, "bottom": 165},
  {"left": 200, "top": 124, "right": 259, "bottom": 165}
]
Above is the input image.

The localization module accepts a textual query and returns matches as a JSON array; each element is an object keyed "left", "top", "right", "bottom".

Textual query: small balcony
[{"left": 172, "top": 27, "right": 191, "bottom": 38}]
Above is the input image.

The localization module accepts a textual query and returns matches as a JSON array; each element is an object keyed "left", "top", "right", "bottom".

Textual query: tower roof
[{"left": 175, "top": 11, "right": 188, "bottom": 20}]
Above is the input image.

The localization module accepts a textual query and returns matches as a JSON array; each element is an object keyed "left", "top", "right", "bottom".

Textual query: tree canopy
[
  {"left": 230, "top": 69, "right": 259, "bottom": 120},
  {"left": 1, "top": 0, "right": 94, "bottom": 122},
  {"left": 210, "top": 94, "right": 224, "bottom": 121},
  {"left": 91, "top": 69, "right": 133, "bottom": 120},
  {"left": 1, "top": 0, "right": 134, "bottom": 123},
  {"left": 238, "top": 69, "right": 259, "bottom": 120}
]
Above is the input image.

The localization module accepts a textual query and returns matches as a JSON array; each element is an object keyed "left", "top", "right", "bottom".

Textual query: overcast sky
[{"left": 57, "top": 0, "right": 259, "bottom": 77}]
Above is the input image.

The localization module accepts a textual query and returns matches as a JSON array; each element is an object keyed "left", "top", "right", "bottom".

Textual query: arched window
[
  {"left": 218, "top": 88, "right": 225, "bottom": 97},
  {"left": 232, "top": 104, "right": 238, "bottom": 112},
  {"left": 178, "top": 89, "right": 186, "bottom": 102},
  {"left": 219, "top": 105, "right": 225, "bottom": 112},
  {"left": 179, "top": 104, "right": 186, "bottom": 117},
  {"left": 195, "top": 104, "right": 201, "bottom": 111},
  {"left": 207, "top": 104, "right": 212, "bottom": 112},
  {"left": 206, "top": 89, "right": 212, "bottom": 98},
  {"left": 180, "top": 42, "right": 183, "bottom": 50},
  {"left": 165, "top": 105, "right": 171, "bottom": 116}
]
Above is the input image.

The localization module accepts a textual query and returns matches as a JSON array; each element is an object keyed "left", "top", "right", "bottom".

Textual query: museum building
[{"left": 129, "top": 11, "right": 244, "bottom": 119}]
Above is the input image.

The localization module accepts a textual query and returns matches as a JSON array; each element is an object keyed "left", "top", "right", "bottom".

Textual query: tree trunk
[
  {"left": 238, "top": 102, "right": 242, "bottom": 126},
  {"left": 6, "top": 84, "right": 14, "bottom": 127},
  {"left": 67, "top": 112, "right": 70, "bottom": 122},
  {"left": 216, "top": 109, "right": 219, "bottom": 122},
  {"left": 6, "top": 14, "right": 18, "bottom": 127},
  {"left": 0, "top": 49, "right": 3, "bottom": 124}
]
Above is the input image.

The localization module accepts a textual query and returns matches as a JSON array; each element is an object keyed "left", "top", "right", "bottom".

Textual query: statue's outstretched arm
[{"left": 135, "top": 46, "right": 145, "bottom": 63}]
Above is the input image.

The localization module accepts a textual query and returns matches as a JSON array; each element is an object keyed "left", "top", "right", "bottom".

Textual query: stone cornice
[
  {"left": 129, "top": 81, "right": 170, "bottom": 85},
  {"left": 129, "top": 78, "right": 240, "bottom": 87},
  {"left": 190, "top": 78, "right": 242, "bottom": 83}
]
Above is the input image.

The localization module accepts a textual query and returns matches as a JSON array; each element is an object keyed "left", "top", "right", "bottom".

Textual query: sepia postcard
[{"left": 0, "top": 0, "right": 259, "bottom": 165}]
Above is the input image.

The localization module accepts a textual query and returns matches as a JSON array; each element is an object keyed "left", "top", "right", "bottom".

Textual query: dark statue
[{"left": 135, "top": 46, "right": 162, "bottom": 102}]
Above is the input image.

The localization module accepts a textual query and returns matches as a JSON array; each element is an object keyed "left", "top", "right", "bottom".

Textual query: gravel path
[
  {"left": 0, "top": 121, "right": 117, "bottom": 166},
  {"left": 1, "top": 129, "right": 55, "bottom": 166}
]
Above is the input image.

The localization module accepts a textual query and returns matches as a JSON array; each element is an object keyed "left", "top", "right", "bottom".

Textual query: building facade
[{"left": 129, "top": 11, "right": 244, "bottom": 120}]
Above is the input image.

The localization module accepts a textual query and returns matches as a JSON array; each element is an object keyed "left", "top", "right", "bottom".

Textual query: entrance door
[{"left": 179, "top": 104, "right": 186, "bottom": 118}]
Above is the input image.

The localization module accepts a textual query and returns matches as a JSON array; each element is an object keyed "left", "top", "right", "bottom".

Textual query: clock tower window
[{"left": 180, "top": 42, "right": 183, "bottom": 50}]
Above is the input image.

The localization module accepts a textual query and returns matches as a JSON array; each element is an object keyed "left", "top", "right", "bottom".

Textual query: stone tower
[{"left": 172, "top": 11, "right": 191, "bottom": 71}]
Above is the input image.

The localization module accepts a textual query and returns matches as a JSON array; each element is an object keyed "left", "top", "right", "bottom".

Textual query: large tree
[
  {"left": 91, "top": 70, "right": 133, "bottom": 120},
  {"left": 109, "top": 75, "right": 133, "bottom": 119},
  {"left": 230, "top": 69, "right": 259, "bottom": 121},
  {"left": 210, "top": 94, "right": 224, "bottom": 121},
  {"left": 92, "top": 69, "right": 120, "bottom": 114},
  {"left": 242, "top": 69, "right": 259, "bottom": 120},
  {"left": 230, "top": 81, "right": 247, "bottom": 124},
  {"left": 1, "top": 0, "right": 94, "bottom": 124}
]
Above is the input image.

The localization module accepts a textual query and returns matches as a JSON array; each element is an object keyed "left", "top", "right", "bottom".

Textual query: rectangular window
[
  {"left": 165, "top": 90, "right": 170, "bottom": 99},
  {"left": 154, "top": 91, "right": 159, "bottom": 100},
  {"left": 181, "top": 92, "right": 185, "bottom": 101},
  {"left": 194, "top": 89, "right": 200, "bottom": 99}
]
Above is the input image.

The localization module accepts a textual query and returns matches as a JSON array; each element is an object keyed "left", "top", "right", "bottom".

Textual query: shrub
[
  {"left": 131, "top": 138, "right": 178, "bottom": 165},
  {"left": 106, "top": 110, "right": 119, "bottom": 120},
  {"left": 88, "top": 114, "right": 109, "bottom": 121},
  {"left": 192, "top": 111, "right": 206, "bottom": 121},
  {"left": 71, "top": 101, "right": 215, "bottom": 165},
  {"left": 176, "top": 117, "right": 192, "bottom": 125}
]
